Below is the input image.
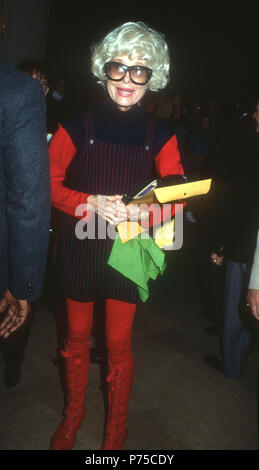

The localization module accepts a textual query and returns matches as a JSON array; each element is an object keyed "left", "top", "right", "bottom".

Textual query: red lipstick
[{"left": 116, "top": 87, "right": 134, "bottom": 97}]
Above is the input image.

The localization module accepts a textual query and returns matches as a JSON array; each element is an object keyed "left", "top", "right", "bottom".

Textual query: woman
[{"left": 49, "top": 21, "right": 184, "bottom": 450}]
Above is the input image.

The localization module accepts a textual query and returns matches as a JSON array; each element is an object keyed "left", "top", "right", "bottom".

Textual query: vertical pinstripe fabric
[{"left": 56, "top": 112, "right": 156, "bottom": 303}]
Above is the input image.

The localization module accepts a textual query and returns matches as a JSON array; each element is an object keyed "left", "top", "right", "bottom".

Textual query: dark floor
[{"left": 0, "top": 222, "right": 258, "bottom": 450}]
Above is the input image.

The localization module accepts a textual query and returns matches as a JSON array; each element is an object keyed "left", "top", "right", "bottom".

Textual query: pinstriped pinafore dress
[{"left": 55, "top": 110, "right": 157, "bottom": 303}]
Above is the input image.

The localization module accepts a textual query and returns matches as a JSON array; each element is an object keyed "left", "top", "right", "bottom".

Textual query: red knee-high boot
[
  {"left": 50, "top": 339, "right": 90, "bottom": 450},
  {"left": 102, "top": 356, "right": 135, "bottom": 450}
]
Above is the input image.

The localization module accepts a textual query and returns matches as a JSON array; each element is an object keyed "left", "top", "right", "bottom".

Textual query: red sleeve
[
  {"left": 49, "top": 125, "right": 90, "bottom": 217},
  {"left": 154, "top": 134, "right": 184, "bottom": 178},
  {"left": 141, "top": 134, "right": 185, "bottom": 227}
]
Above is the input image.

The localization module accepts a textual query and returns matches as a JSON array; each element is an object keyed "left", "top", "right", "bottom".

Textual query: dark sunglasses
[{"left": 104, "top": 61, "right": 152, "bottom": 85}]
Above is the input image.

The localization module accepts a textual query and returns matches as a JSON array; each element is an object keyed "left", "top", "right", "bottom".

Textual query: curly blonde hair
[{"left": 91, "top": 21, "right": 170, "bottom": 92}]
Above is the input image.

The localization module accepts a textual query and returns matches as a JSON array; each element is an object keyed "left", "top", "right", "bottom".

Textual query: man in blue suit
[
  {"left": 0, "top": 1, "right": 50, "bottom": 344},
  {"left": 204, "top": 99, "right": 259, "bottom": 379}
]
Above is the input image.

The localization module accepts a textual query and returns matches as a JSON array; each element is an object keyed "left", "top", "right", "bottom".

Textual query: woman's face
[{"left": 106, "top": 56, "right": 149, "bottom": 111}]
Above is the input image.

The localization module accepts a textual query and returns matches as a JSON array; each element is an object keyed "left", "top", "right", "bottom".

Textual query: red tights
[{"left": 66, "top": 298, "right": 136, "bottom": 364}]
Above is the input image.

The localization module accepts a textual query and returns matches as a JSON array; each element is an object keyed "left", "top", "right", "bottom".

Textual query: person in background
[
  {"left": 0, "top": 48, "right": 50, "bottom": 388},
  {"left": 186, "top": 114, "right": 215, "bottom": 177},
  {"left": 203, "top": 99, "right": 259, "bottom": 378},
  {"left": 188, "top": 99, "right": 202, "bottom": 133},
  {"left": 206, "top": 98, "right": 220, "bottom": 137},
  {"left": 247, "top": 229, "right": 259, "bottom": 320},
  {"left": 151, "top": 90, "right": 188, "bottom": 172},
  {"left": 247, "top": 228, "right": 259, "bottom": 446},
  {"left": 16, "top": 58, "right": 49, "bottom": 97},
  {"left": 46, "top": 78, "right": 69, "bottom": 134}
]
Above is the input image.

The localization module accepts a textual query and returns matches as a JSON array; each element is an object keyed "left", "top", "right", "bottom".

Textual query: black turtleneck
[{"left": 92, "top": 98, "right": 149, "bottom": 145}]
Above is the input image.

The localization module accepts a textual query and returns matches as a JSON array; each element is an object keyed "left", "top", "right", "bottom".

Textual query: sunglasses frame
[{"left": 104, "top": 61, "right": 152, "bottom": 86}]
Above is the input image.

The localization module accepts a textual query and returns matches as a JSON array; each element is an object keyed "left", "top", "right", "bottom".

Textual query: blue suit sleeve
[{"left": 3, "top": 78, "right": 51, "bottom": 301}]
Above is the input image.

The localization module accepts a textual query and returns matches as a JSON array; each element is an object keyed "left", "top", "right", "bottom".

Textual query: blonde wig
[{"left": 91, "top": 21, "right": 170, "bottom": 92}]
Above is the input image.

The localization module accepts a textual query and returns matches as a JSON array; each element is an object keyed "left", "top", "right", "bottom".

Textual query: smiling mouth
[{"left": 116, "top": 87, "right": 135, "bottom": 97}]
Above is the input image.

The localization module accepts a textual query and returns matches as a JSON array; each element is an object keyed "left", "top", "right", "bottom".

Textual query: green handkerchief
[{"left": 108, "top": 235, "right": 166, "bottom": 302}]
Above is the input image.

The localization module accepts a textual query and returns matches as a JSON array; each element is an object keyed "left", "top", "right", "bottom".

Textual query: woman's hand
[
  {"left": 87, "top": 195, "right": 150, "bottom": 225},
  {"left": 210, "top": 252, "right": 224, "bottom": 266},
  {"left": 87, "top": 194, "right": 128, "bottom": 225},
  {"left": 126, "top": 204, "right": 150, "bottom": 223}
]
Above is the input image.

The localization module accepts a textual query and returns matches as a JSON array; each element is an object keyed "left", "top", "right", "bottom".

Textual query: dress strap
[
  {"left": 144, "top": 116, "right": 157, "bottom": 149},
  {"left": 83, "top": 111, "right": 95, "bottom": 143}
]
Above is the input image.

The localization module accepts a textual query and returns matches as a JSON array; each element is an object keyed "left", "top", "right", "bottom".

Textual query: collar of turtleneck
[
  {"left": 91, "top": 95, "right": 149, "bottom": 145},
  {"left": 95, "top": 94, "right": 146, "bottom": 122}
]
